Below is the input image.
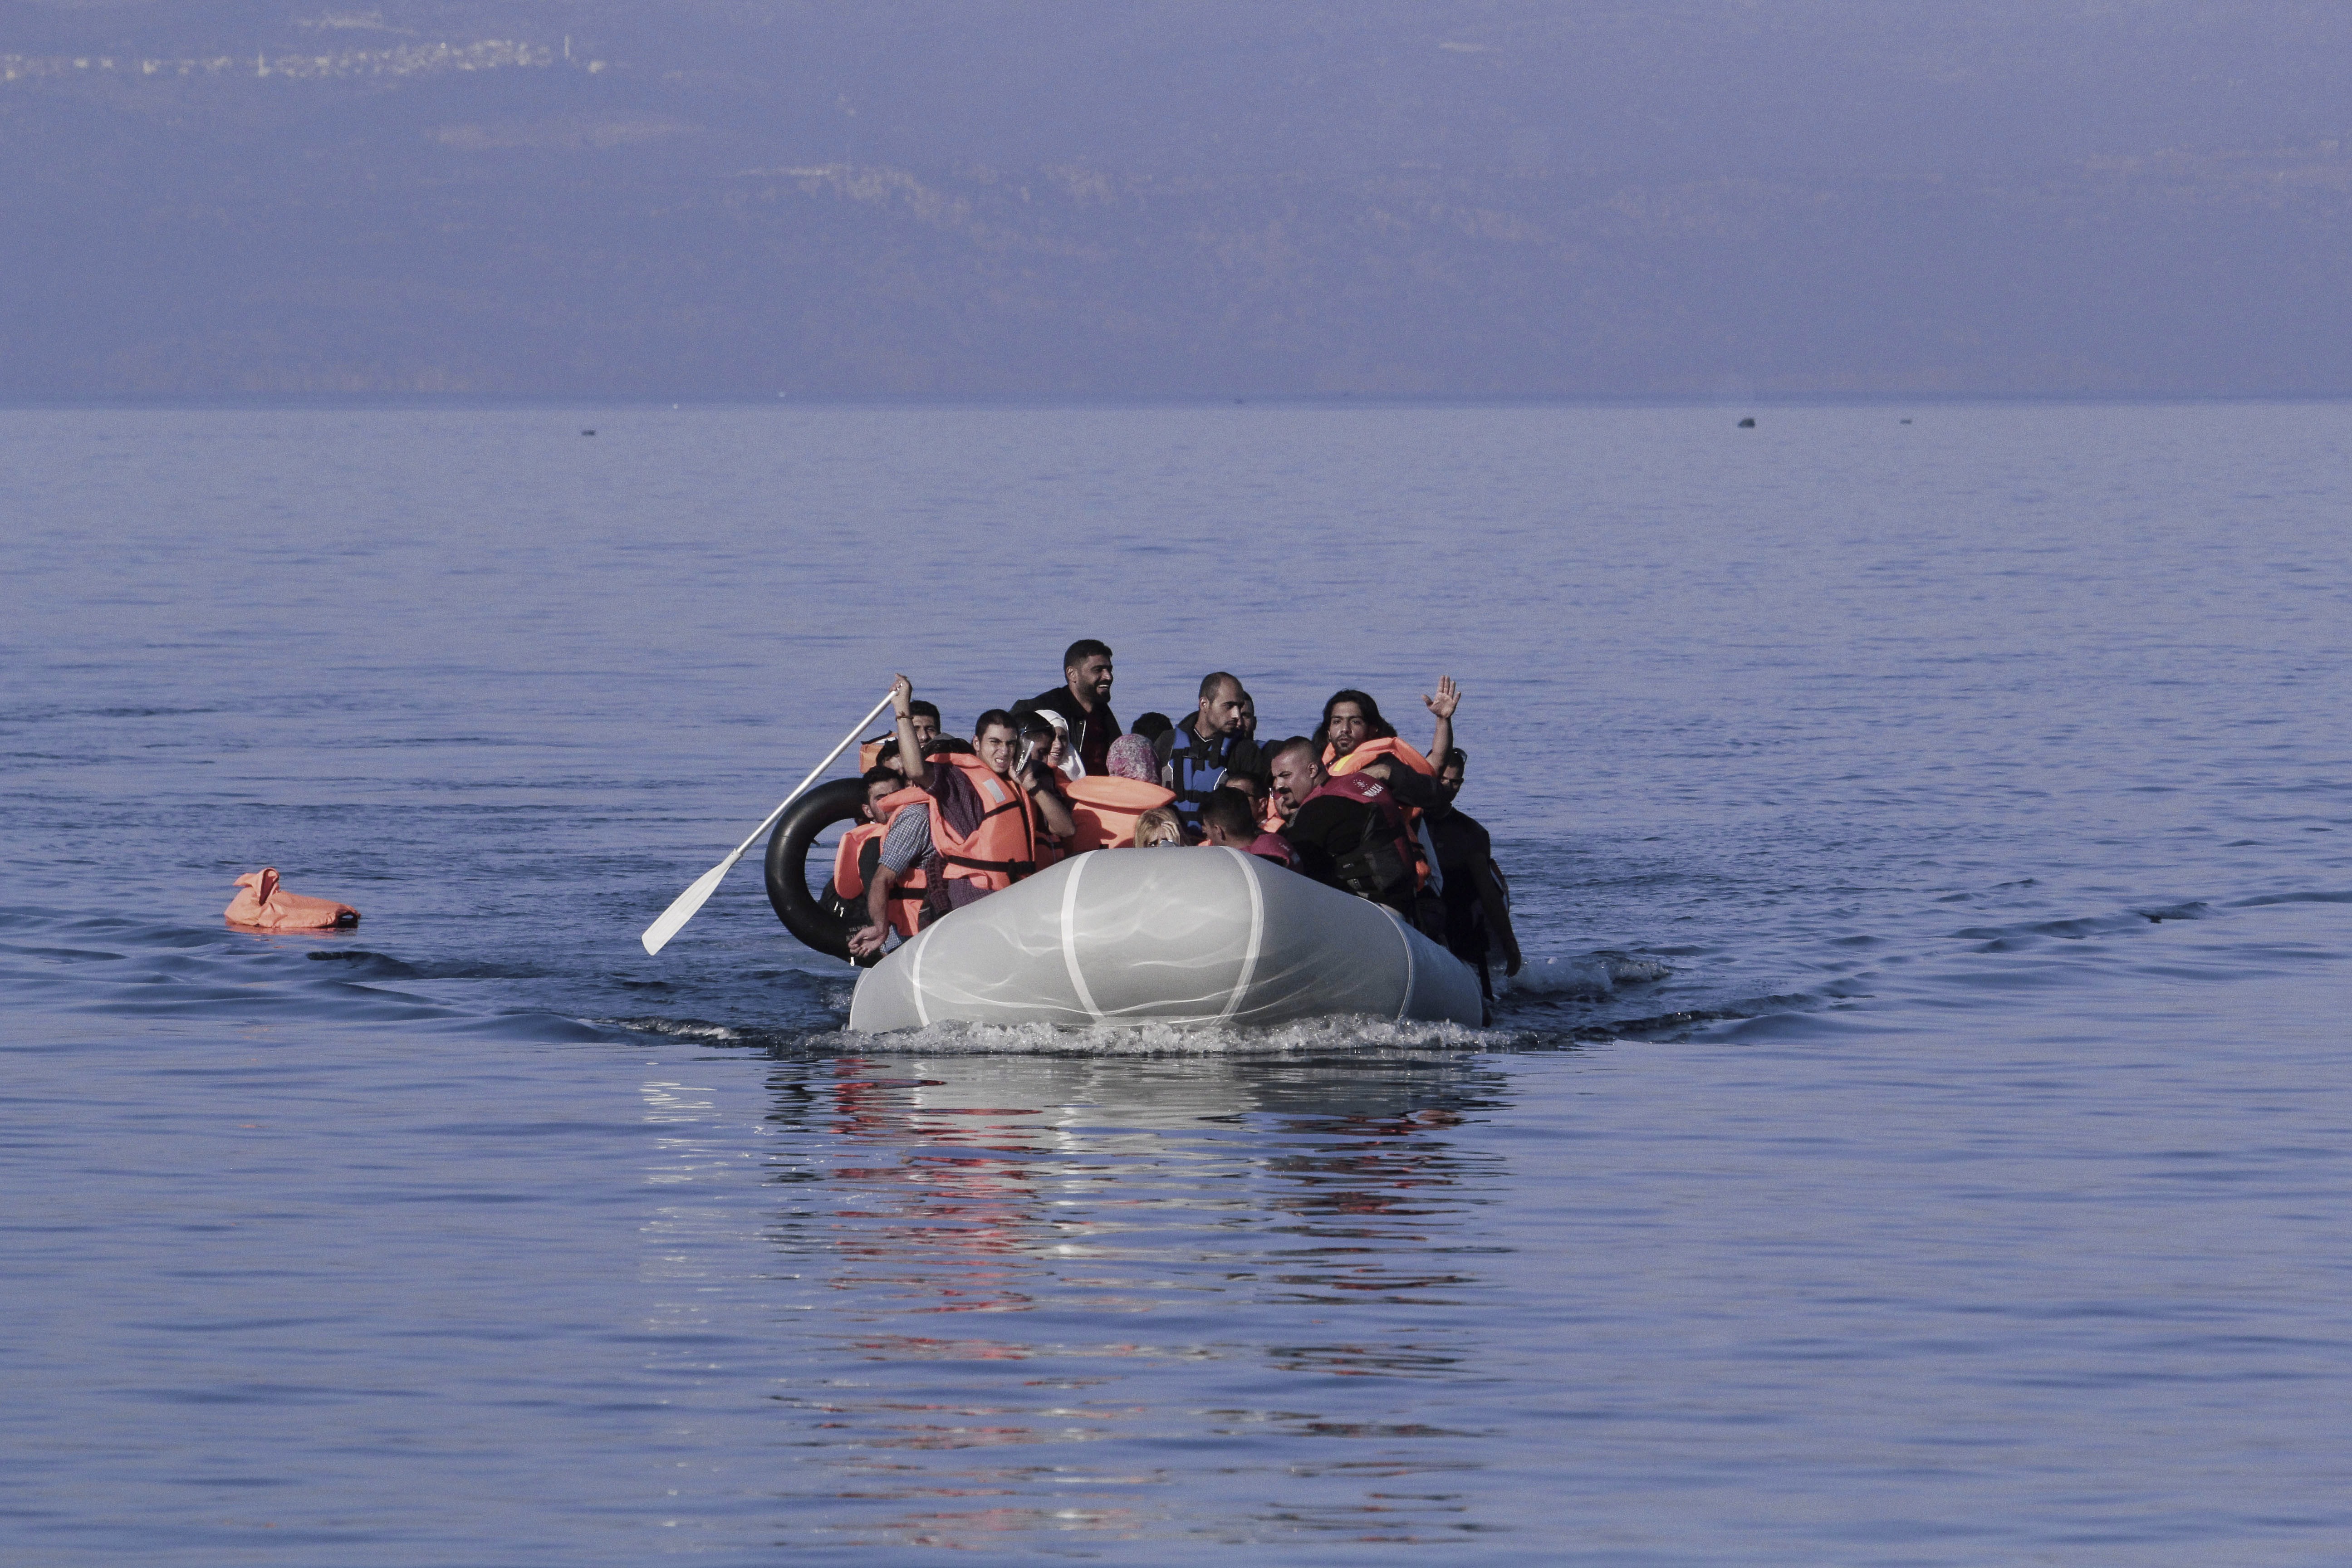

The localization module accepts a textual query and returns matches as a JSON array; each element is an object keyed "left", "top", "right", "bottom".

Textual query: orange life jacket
[
  {"left": 1323, "top": 737, "right": 1437, "bottom": 886},
  {"left": 832, "top": 821, "right": 887, "bottom": 899},
  {"left": 1325, "top": 735, "right": 1436, "bottom": 779},
  {"left": 925, "top": 754, "right": 1038, "bottom": 895},
  {"left": 1062, "top": 775, "right": 1177, "bottom": 855},
  {"left": 836, "top": 786, "right": 933, "bottom": 937}
]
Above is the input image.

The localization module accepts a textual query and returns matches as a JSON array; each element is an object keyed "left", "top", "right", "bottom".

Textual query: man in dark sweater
[
  {"left": 1023, "top": 638, "right": 1121, "bottom": 777},
  {"left": 1425, "top": 749, "right": 1524, "bottom": 1010}
]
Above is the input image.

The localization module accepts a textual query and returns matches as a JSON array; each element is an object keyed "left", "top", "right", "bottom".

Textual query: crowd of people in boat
[{"left": 828, "top": 638, "right": 1525, "bottom": 1003}]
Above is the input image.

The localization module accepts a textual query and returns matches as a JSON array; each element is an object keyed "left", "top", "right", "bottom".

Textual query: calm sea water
[{"left": 3, "top": 402, "right": 2348, "bottom": 1564}]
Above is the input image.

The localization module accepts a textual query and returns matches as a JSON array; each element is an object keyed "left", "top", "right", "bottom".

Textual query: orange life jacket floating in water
[
  {"left": 1062, "top": 774, "right": 1177, "bottom": 855},
  {"left": 925, "top": 754, "right": 1038, "bottom": 896},
  {"left": 225, "top": 867, "right": 359, "bottom": 931}
]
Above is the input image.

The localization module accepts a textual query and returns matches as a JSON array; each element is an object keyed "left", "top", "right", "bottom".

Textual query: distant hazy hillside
[{"left": 5, "top": 0, "right": 2351, "bottom": 397}]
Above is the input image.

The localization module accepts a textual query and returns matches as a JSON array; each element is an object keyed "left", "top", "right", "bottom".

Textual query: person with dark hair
[
  {"left": 1313, "top": 677, "right": 1465, "bottom": 897},
  {"left": 1126, "top": 710, "right": 1179, "bottom": 779},
  {"left": 1425, "top": 748, "right": 1523, "bottom": 1016},
  {"left": 824, "top": 765, "right": 931, "bottom": 954},
  {"left": 1220, "top": 768, "right": 1272, "bottom": 823},
  {"left": 1164, "top": 671, "right": 1263, "bottom": 831},
  {"left": 1196, "top": 785, "right": 1296, "bottom": 866},
  {"left": 1266, "top": 735, "right": 1444, "bottom": 936},
  {"left": 1314, "top": 677, "right": 1459, "bottom": 779},
  {"left": 1013, "top": 710, "right": 1076, "bottom": 869},
  {"left": 849, "top": 679, "right": 1077, "bottom": 958},
  {"left": 1015, "top": 709, "right": 1068, "bottom": 777},
  {"left": 906, "top": 700, "right": 941, "bottom": 751},
  {"left": 1024, "top": 639, "right": 1121, "bottom": 776},
  {"left": 872, "top": 728, "right": 972, "bottom": 776},
  {"left": 858, "top": 698, "right": 941, "bottom": 774}
]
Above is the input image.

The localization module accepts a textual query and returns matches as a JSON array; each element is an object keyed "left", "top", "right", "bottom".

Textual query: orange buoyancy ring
[
  {"left": 1062, "top": 775, "right": 1176, "bottom": 855},
  {"left": 1325, "top": 735, "right": 1436, "bottom": 779},
  {"left": 926, "top": 754, "right": 1039, "bottom": 894}
]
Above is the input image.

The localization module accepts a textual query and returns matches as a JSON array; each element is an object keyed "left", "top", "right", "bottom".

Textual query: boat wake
[
  {"left": 1499, "top": 952, "right": 1674, "bottom": 999},
  {"left": 607, "top": 1011, "right": 1514, "bottom": 1058}
]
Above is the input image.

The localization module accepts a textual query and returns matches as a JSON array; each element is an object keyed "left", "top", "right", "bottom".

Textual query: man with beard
[
  {"left": 1164, "top": 671, "right": 1262, "bottom": 830},
  {"left": 1266, "top": 735, "right": 1445, "bottom": 939},
  {"left": 1024, "top": 639, "right": 1121, "bottom": 777}
]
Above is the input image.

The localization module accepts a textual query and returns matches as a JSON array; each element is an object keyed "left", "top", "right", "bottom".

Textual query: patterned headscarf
[{"left": 1105, "top": 733, "right": 1160, "bottom": 783}]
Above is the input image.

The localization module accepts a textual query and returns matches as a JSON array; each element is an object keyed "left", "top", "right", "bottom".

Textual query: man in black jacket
[
  {"left": 1425, "top": 749, "right": 1524, "bottom": 1012},
  {"left": 1022, "top": 638, "right": 1121, "bottom": 776},
  {"left": 1267, "top": 736, "right": 1446, "bottom": 939}
]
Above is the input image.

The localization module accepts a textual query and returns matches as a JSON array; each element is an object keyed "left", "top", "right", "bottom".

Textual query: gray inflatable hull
[{"left": 846, "top": 846, "right": 1484, "bottom": 1032}]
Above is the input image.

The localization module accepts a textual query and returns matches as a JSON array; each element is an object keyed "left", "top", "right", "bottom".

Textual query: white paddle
[{"left": 639, "top": 690, "right": 897, "bottom": 956}]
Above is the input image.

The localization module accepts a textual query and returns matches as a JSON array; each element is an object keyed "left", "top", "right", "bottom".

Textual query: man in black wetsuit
[
  {"left": 1022, "top": 639, "right": 1121, "bottom": 777},
  {"left": 1425, "top": 749, "right": 1524, "bottom": 1013}
]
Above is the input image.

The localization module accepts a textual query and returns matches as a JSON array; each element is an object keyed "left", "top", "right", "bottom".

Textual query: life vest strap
[{"left": 941, "top": 852, "right": 1037, "bottom": 877}]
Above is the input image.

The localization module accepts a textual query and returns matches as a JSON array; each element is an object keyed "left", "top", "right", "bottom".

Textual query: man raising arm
[{"left": 849, "top": 683, "right": 1075, "bottom": 958}]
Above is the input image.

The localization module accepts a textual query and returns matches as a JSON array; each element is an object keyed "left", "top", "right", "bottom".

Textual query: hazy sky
[{"left": 6, "top": 1, "right": 2349, "bottom": 396}]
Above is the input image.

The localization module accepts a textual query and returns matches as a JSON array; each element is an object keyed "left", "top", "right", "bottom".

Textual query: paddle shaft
[
  {"left": 722, "top": 691, "right": 897, "bottom": 866},
  {"left": 638, "top": 689, "right": 896, "bottom": 955}
]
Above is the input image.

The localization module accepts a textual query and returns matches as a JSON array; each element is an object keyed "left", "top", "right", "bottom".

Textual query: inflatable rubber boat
[
  {"left": 845, "top": 845, "right": 1484, "bottom": 1032},
  {"left": 761, "top": 782, "right": 1483, "bottom": 1032}
]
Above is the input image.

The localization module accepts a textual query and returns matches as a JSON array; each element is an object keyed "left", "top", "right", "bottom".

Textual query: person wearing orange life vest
[
  {"left": 826, "top": 766, "right": 931, "bottom": 947},
  {"left": 1057, "top": 733, "right": 1177, "bottom": 854},
  {"left": 848, "top": 677, "right": 1077, "bottom": 959},
  {"left": 1314, "top": 677, "right": 1461, "bottom": 892},
  {"left": 1316, "top": 679, "right": 1458, "bottom": 781},
  {"left": 1268, "top": 735, "right": 1447, "bottom": 939},
  {"left": 857, "top": 700, "right": 942, "bottom": 774}
]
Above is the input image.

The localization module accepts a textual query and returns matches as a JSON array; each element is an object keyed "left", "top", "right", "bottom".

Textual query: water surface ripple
[{"left": 3, "top": 403, "right": 2347, "bottom": 1563}]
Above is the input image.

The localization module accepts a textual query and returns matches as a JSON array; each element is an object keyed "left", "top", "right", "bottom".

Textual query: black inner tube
[{"left": 764, "top": 777, "right": 872, "bottom": 961}]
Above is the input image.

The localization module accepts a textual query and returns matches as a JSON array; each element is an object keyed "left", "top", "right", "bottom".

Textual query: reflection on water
[{"left": 747, "top": 1053, "right": 1513, "bottom": 1548}]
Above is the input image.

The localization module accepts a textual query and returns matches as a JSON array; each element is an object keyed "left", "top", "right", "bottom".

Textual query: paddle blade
[{"left": 640, "top": 858, "right": 734, "bottom": 956}]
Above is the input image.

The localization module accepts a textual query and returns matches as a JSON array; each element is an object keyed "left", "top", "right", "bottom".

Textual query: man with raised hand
[{"left": 848, "top": 676, "right": 1076, "bottom": 958}]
